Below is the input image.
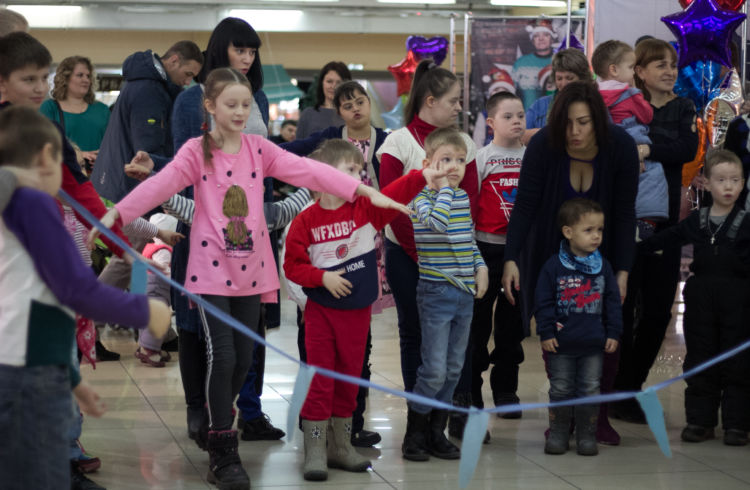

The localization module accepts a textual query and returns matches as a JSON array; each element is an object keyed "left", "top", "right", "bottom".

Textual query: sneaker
[
  {"left": 724, "top": 429, "right": 749, "bottom": 446},
  {"left": 351, "top": 429, "right": 381, "bottom": 447},
  {"left": 71, "top": 466, "right": 106, "bottom": 490},
  {"left": 681, "top": 424, "right": 715, "bottom": 442},
  {"left": 95, "top": 340, "right": 120, "bottom": 361},
  {"left": 240, "top": 413, "right": 285, "bottom": 441}
]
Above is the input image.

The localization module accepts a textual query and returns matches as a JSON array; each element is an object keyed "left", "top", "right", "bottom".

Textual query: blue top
[
  {"left": 535, "top": 245, "right": 622, "bottom": 355},
  {"left": 525, "top": 94, "right": 554, "bottom": 129}
]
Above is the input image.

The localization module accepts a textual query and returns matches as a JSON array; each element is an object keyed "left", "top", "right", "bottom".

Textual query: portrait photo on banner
[{"left": 469, "top": 17, "right": 585, "bottom": 146}]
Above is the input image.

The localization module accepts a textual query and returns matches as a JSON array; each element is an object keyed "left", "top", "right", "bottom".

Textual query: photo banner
[{"left": 469, "top": 17, "right": 585, "bottom": 146}]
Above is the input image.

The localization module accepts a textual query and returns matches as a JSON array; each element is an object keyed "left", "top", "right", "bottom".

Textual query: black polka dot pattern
[
  {"left": 261, "top": 261, "right": 264, "bottom": 268},
  {"left": 202, "top": 175, "right": 207, "bottom": 181},
  {"left": 191, "top": 276, "right": 197, "bottom": 282},
  {"left": 241, "top": 265, "right": 247, "bottom": 271},
  {"left": 201, "top": 241, "right": 208, "bottom": 247},
  {"left": 226, "top": 280, "right": 232, "bottom": 286},
  {"left": 212, "top": 260, "right": 219, "bottom": 267},
  {"left": 227, "top": 171, "right": 232, "bottom": 177},
  {"left": 258, "top": 148, "right": 262, "bottom": 154},
  {"left": 251, "top": 172, "right": 256, "bottom": 178},
  {"left": 252, "top": 281, "right": 257, "bottom": 287}
]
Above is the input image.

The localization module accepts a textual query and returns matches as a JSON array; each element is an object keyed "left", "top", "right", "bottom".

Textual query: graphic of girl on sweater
[{"left": 223, "top": 185, "right": 253, "bottom": 253}]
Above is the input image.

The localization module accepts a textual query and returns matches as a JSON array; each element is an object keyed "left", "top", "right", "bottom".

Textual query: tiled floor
[{"left": 84, "top": 291, "right": 750, "bottom": 490}]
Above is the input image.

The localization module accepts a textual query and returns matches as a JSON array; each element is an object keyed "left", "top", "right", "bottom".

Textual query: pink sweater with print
[{"left": 116, "top": 134, "right": 361, "bottom": 297}]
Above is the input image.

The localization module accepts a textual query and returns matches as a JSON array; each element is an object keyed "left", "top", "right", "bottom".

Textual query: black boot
[
  {"left": 448, "top": 392, "right": 470, "bottom": 438},
  {"left": 402, "top": 408, "right": 430, "bottom": 462},
  {"left": 428, "top": 410, "right": 461, "bottom": 459},
  {"left": 206, "top": 430, "right": 250, "bottom": 490},
  {"left": 71, "top": 463, "right": 106, "bottom": 490},
  {"left": 575, "top": 404, "right": 599, "bottom": 456},
  {"left": 187, "top": 405, "right": 208, "bottom": 450},
  {"left": 545, "top": 406, "right": 572, "bottom": 455}
]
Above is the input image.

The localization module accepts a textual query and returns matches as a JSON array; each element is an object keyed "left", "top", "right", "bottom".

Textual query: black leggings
[{"left": 198, "top": 294, "right": 261, "bottom": 430}]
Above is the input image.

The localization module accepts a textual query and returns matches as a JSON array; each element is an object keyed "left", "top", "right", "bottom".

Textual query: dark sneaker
[
  {"left": 95, "top": 340, "right": 120, "bottom": 361},
  {"left": 240, "top": 413, "right": 285, "bottom": 441},
  {"left": 681, "top": 424, "right": 715, "bottom": 443},
  {"left": 724, "top": 429, "right": 749, "bottom": 446},
  {"left": 71, "top": 467, "right": 106, "bottom": 490},
  {"left": 351, "top": 429, "right": 381, "bottom": 447}
]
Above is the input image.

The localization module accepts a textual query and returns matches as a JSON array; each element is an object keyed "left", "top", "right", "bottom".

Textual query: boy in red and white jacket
[{"left": 284, "top": 139, "right": 443, "bottom": 482}]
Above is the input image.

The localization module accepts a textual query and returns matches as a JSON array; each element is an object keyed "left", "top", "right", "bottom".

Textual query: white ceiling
[{"left": 9, "top": 0, "right": 586, "bottom": 33}]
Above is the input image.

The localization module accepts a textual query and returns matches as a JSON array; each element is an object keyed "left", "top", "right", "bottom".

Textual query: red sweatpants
[{"left": 300, "top": 300, "right": 371, "bottom": 421}]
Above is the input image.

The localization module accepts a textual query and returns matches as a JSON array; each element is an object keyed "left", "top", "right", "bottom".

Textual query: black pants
[
  {"left": 297, "top": 306, "right": 372, "bottom": 431},
  {"left": 682, "top": 276, "right": 750, "bottom": 430},
  {"left": 198, "top": 294, "right": 261, "bottom": 430},
  {"left": 384, "top": 239, "right": 422, "bottom": 392},
  {"left": 615, "top": 245, "right": 681, "bottom": 392}
]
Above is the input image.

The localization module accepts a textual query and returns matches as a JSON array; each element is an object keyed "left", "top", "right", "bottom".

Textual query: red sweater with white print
[{"left": 284, "top": 169, "right": 426, "bottom": 310}]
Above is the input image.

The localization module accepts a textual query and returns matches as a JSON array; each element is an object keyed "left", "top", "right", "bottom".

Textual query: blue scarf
[{"left": 558, "top": 240, "right": 602, "bottom": 275}]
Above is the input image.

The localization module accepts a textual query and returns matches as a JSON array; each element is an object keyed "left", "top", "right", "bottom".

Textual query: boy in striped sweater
[{"left": 403, "top": 128, "right": 488, "bottom": 462}]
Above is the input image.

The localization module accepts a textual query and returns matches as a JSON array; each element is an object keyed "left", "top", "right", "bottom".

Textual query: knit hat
[
  {"left": 482, "top": 67, "right": 515, "bottom": 96},
  {"left": 149, "top": 213, "right": 178, "bottom": 233},
  {"left": 526, "top": 19, "right": 555, "bottom": 40},
  {"left": 538, "top": 64, "right": 553, "bottom": 89}
]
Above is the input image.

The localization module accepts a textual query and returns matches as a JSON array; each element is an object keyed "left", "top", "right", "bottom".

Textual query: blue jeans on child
[
  {"left": 0, "top": 364, "right": 72, "bottom": 489},
  {"left": 411, "top": 280, "right": 474, "bottom": 414},
  {"left": 547, "top": 352, "right": 603, "bottom": 402}
]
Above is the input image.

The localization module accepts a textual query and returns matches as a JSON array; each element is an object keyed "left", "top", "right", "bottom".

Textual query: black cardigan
[{"left": 504, "top": 124, "right": 639, "bottom": 329}]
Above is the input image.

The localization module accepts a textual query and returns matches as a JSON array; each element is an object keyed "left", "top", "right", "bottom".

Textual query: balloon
[
  {"left": 388, "top": 50, "right": 418, "bottom": 97},
  {"left": 682, "top": 117, "right": 706, "bottom": 187},
  {"left": 406, "top": 36, "right": 449, "bottom": 67},
  {"left": 704, "top": 69, "right": 743, "bottom": 148},
  {"left": 679, "top": 0, "right": 745, "bottom": 10},
  {"left": 555, "top": 35, "right": 585, "bottom": 53},
  {"left": 381, "top": 95, "right": 406, "bottom": 130},
  {"left": 662, "top": 0, "right": 746, "bottom": 68},
  {"left": 673, "top": 59, "right": 724, "bottom": 114}
]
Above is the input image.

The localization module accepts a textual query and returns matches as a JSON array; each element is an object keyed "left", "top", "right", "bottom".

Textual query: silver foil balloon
[{"left": 704, "top": 69, "right": 743, "bottom": 148}]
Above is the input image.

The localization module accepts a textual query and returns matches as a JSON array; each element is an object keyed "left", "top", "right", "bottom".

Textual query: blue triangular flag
[
  {"left": 129, "top": 259, "right": 147, "bottom": 295},
  {"left": 286, "top": 364, "right": 316, "bottom": 443},
  {"left": 636, "top": 388, "right": 672, "bottom": 458},
  {"left": 458, "top": 409, "right": 490, "bottom": 488}
]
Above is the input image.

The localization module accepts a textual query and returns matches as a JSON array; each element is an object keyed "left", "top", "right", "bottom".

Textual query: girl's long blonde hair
[{"left": 201, "top": 67, "right": 253, "bottom": 170}]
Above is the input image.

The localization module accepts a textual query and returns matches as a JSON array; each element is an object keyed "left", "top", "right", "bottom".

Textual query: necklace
[
  {"left": 410, "top": 126, "right": 425, "bottom": 148},
  {"left": 707, "top": 216, "right": 725, "bottom": 244}
]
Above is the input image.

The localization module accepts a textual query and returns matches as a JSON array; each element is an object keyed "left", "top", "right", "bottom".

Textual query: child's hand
[
  {"left": 475, "top": 267, "right": 489, "bottom": 299},
  {"left": 82, "top": 150, "right": 99, "bottom": 164},
  {"left": 422, "top": 167, "right": 448, "bottom": 190},
  {"left": 147, "top": 298, "right": 171, "bottom": 339},
  {"left": 541, "top": 338, "right": 558, "bottom": 353},
  {"left": 604, "top": 338, "right": 619, "bottom": 353},
  {"left": 157, "top": 228, "right": 185, "bottom": 246},
  {"left": 73, "top": 381, "right": 107, "bottom": 417},
  {"left": 130, "top": 150, "right": 154, "bottom": 172},
  {"left": 124, "top": 162, "right": 152, "bottom": 181},
  {"left": 322, "top": 270, "right": 353, "bottom": 299},
  {"left": 357, "top": 185, "right": 410, "bottom": 216},
  {"left": 87, "top": 208, "right": 120, "bottom": 250}
]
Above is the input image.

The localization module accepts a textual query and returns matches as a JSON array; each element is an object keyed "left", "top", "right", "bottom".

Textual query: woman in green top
[{"left": 40, "top": 56, "right": 110, "bottom": 165}]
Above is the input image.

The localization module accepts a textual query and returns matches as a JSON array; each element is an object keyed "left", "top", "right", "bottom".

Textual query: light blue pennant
[
  {"left": 458, "top": 409, "right": 490, "bottom": 488},
  {"left": 636, "top": 387, "right": 672, "bottom": 458},
  {"left": 129, "top": 259, "right": 147, "bottom": 294},
  {"left": 286, "top": 364, "right": 316, "bottom": 443}
]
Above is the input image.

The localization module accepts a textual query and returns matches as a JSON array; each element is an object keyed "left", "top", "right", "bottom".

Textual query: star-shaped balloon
[
  {"left": 388, "top": 50, "right": 418, "bottom": 97},
  {"left": 662, "top": 0, "right": 746, "bottom": 68}
]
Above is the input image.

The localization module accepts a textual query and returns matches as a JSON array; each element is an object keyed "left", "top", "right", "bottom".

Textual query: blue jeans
[
  {"left": 0, "top": 364, "right": 72, "bottom": 489},
  {"left": 411, "top": 280, "right": 474, "bottom": 414},
  {"left": 547, "top": 352, "right": 603, "bottom": 402}
]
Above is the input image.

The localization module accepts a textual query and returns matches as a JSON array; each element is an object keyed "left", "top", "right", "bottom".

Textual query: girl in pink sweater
[{"left": 92, "top": 68, "right": 406, "bottom": 490}]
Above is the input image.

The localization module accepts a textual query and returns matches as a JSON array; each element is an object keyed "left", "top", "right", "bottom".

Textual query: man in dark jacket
[{"left": 92, "top": 41, "right": 203, "bottom": 202}]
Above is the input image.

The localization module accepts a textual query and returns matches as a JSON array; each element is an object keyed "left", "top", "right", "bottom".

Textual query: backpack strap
[{"left": 726, "top": 209, "right": 747, "bottom": 241}]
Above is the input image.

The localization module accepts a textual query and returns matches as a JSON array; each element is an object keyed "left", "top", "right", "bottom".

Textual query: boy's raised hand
[
  {"left": 356, "top": 185, "right": 410, "bottom": 216},
  {"left": 541, "top": 338, "right": 558, "bottom": 353},
  {"left": 422, "top": 166, "right": 449, "bottom": 190},
  {"left": 73, "top": 381, "right": 107, "bottom": 417},
  {"left": 147, "top": 298, "right": 171, "bottom": 339},
  {"left": 322, "top": 269, "right": 353, "bottom": 299},
  {"left": 604, "top": 338, "right": 619, "bottom": 353}
]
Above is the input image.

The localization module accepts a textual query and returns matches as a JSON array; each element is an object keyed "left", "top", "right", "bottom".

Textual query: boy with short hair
[
  {"left": 641, "top": 149, "right": 750, "bottom": 447},
  {"left": 535, "top": 198, "right": 622, "bottom": 456},
  {"left": 0, "top": 106, "right": 171, "bottom": 489},
  {"left": 456, "top": 92, "right": 526, "bottom": 430},
  {"left": 283, "top": 139, "right": 442, "bottom": 481},
  {"left": 402, "top": 128, "right": 489, "bottom": 462},
  {"left": 593, "top": 39, "right": 668, "bottom": 237}
]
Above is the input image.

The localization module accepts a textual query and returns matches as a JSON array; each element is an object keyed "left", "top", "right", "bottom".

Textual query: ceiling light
[
  {"left": 261, "top": 0, "right": 338, "bottom": 2},
  {"left": 228, "top": 9, "right": 304, "bottom": 31},
  {"left": 8, "top": 5, "right": 82, "bottom": 27},
  {"left": 377, "top": 0, "right": 455, "bottom": 4},
  {"left": 8, "top": 5, "right": 81, "bottom": 15},
  {"left": 490, "top": 0, "right": 567, "bottom": 6}
]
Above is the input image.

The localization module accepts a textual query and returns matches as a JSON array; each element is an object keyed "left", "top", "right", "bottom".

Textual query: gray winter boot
[
  {"left": 544, "top": 406, "right": 572, "bottom": 455},
  {"left": 327, "top": 416, "right": 371, "bottom": 472},
  {"left": 575, "top": 404, "right": 599, "bottom": 456},
  {"left": 301, "top": 419, "right": 328, "bottom": 481}
]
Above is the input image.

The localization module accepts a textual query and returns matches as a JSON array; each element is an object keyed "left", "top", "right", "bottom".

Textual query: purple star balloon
[{"left": 662, "top": 0, "right": 746, "bottom": 68}]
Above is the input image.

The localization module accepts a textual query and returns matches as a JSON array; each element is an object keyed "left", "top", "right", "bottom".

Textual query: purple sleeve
[{"left": 3, "top": 188, "right": 150, "bottom": 328}]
